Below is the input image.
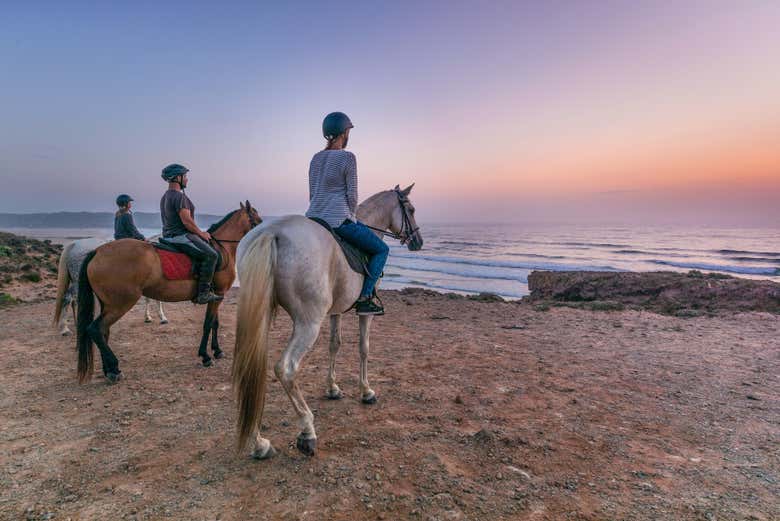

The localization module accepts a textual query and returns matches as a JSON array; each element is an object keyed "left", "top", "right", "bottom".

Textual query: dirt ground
[{"left": 0, "top": 289, "right": 777, "bottom": 521}]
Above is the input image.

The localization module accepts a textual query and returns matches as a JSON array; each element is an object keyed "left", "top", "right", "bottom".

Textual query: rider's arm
[
  {"left": 308, "top": 159, "right": 315, "bottom": 202},
  {"left": 178, "top": 208, "right": 210, "bottom": 241},
  {"left": 125, "top": 214, "right": 146, "bottom": 241},
  {"left": 345, "top": 153, "right": 358, "bottom": 215}
]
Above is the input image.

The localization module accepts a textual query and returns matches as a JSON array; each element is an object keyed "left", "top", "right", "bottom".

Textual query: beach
[{"left": 1, "top": 285, "right": 778, "bottom": 520}]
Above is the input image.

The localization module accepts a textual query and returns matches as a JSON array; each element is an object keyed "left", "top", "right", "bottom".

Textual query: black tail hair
[{"left": 76, "top": 250, "right": 98, "bottom": 383}]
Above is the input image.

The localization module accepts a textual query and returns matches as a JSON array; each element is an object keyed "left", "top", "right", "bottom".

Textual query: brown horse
[{"left": 77, "top": 201, "right": 262, "bottom": 383}]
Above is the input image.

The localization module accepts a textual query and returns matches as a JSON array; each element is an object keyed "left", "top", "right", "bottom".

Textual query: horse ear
[
  {"left": 402, "top": 183, "right": 415, "bottom": 195},
  {"left": 394, "top": 184, "right": 400, "bottom": 191},
  {"left": 240, "top": 201, "right": 245, "bottom": 209},
  {"left": 245, "top": 200, "right": 251, "bottom": 210}
]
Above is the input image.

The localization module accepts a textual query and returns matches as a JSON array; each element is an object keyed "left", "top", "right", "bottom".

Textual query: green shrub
[
  {"left": 21, "top": 271, "right": 41, "bottom": 282},
  {"left": 587, "top": 300, "right": 625, "bottom": 311}
]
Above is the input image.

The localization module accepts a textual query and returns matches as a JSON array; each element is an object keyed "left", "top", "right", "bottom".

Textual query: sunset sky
[{"left": 1, "top": 1, "right": 778, "bottom": 225}]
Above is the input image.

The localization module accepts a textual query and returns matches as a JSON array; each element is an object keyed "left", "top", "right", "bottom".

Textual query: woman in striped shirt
[{"left": 305, "top": 112, "right": 388, "bottom": 315}]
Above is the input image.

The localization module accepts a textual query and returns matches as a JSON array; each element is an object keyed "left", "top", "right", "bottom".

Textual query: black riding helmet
[
  {"left": 161, "top": 163, "right": 189, "bottom": 182},
  {"left": 116, "top": 194, "right": 133, "bottom": 207},
  {"left": 322, "top": 112, "right": 354, "bottom": 140}
]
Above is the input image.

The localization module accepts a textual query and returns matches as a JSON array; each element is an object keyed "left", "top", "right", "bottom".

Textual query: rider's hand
[{"left": 200, "top": 231, "right": 212, "bottom": 242}]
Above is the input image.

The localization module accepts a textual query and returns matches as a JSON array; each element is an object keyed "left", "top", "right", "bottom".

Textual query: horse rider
[
  {"left": 159, "top": 163, "right": 223, "bottom": 304},
  {"left": 305, "top": 112, "right": 388, "bottom": 316},
  {"left": 114, "top": 194, "right": 146, "bottom": 241}
]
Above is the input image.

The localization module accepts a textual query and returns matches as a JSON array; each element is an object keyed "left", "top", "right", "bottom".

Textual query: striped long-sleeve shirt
[{"left": 305, "top": 149, "right": 358, "bottom": 228}]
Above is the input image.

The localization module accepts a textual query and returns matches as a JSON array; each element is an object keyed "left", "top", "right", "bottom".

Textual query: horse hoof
[
  {"left": 202, "top": 358, "right": 212, "bottom": 367},
  {"left": 213, "top": 350, "right": 224, "bottom": 359},
  {"left": 251, "top": 444, "right": 277, "bottom": 460},
  {"left": 361, "top": 392, "right": 377, "bottom": 405},
  {"left": 326, "top": 389, "right": 343, "bottom": 400},
  {"left": 296, "top": 435, "right": 317, "bottom": 456},
  {"left": 105, "top": 371, "right": 122, "bottom": 383},
  {"left": 144, "top": 318, "right": 152, "bottom": 323},
  {"left": 60, "top": 330, "right": 71, "bottom": 337},
  {"left": 160, "top": 319, "right": 169, "bottom": 325}
]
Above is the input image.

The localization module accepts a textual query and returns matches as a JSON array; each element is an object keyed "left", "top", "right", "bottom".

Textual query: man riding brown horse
[
  {"left": 159, "top": 164, "right": 223, "bottom": 304},
  {"left": 76, "top": 190, "right": 262, "bottom": 382}
]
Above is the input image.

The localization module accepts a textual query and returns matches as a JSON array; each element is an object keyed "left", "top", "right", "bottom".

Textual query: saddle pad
[
  {"left": 155, "top": 248, "right": 194, "bottom": 280},
  {"left": 308, "top": 218, "right": 369, "bottom": 276},
  {"left": 156, "top": 237, "right": 224, "bottom": 270}
]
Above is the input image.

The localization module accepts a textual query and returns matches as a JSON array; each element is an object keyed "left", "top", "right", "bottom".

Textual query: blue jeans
[{"left": 335, "top": 220, "right": 389, "bottom": 298}]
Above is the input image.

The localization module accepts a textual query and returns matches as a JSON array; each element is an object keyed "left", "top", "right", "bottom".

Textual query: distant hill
[{"left": 0, "top": 212, "right": 224, "bottom": 229}]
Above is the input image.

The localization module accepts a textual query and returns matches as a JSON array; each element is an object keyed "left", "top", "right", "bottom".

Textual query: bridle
[
  {"left": 364, "top": 189, "right": 420, "bottom": 245},
  {"left": 210, "top": 205, "right": 261, "bottom": 247}
]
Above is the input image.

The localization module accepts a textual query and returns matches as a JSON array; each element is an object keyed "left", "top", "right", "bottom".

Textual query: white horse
[
  {"left": 53, "top": 237, "right": 168, "bottom": 336},
  {"left": 233, "top": 184, "right": 423, "bottom": 458}
]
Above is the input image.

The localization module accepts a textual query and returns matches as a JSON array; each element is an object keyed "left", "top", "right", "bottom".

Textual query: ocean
[{"left": 4, "top": 223, "right": 779, "bottom": 299}]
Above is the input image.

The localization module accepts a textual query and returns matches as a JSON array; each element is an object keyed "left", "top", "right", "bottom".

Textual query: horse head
[{"left": 390, "top": 184, "right": 423, "bottom": 251}]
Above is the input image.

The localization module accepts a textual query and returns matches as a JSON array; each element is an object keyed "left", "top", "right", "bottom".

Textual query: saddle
[
  {"left": 152, "top": 239, "right": 224, "bottom": 281},
  {"left": 309, "top": 218, "right": 370, "bottom": 276}
]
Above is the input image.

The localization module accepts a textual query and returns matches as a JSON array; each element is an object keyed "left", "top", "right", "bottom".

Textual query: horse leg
[
  {"left": 197, "top": 303, "right": 218, "bottom": 366},
  {"left": 143, "top": 297, "right": 152, "bottom": 323},
  {"left": 325, "top": 314, "right": 343, "bottom": 399},
  {"left": 59, "top": 296, "right": 73, "bottom": 336},
  {"left": 157, "top": 300, "right": 168, "bottom": 324},
  {"left": 358, "top": 315, "right": 377, "bottom": 404},
  {"left": 87, "top": 300, "right": 135, "bottom": 383},
  {"left": 69, "top": 301, "right": 77, "bottom": 335},
  {"left": 210, "top": 302, "right": 223, "bottom": 359},
  {"left": 274, "top": 319, "right": 322, "bottom": 456}
]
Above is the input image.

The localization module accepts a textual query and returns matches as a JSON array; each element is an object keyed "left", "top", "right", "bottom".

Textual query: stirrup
[
  {"left": 194, "top": 291, "right": 223, "bottom": 304},
  {"left": 355, "top": 295, "right": 384, "bottom": 316}
]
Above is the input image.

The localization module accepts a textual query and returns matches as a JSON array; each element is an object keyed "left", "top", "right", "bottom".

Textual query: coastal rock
[{"left": 527, "top": 270, "right": 780, "bottom": 314}]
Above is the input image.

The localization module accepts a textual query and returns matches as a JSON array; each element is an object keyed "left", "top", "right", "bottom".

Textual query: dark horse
[{"left": 77, "top": 201, "right": 261, "bottom": 383}]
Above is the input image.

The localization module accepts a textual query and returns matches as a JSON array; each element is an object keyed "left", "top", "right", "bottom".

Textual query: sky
[{"left": 1, "top": 1, "right": 778, "bottom": 225}]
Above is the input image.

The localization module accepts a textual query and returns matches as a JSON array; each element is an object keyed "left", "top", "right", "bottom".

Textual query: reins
[
  {"left": 363, "top": 189, "right": 419, "bottom": 245},
  {"left": 210, "top": 206, "right": 260, "bottom": 247}
]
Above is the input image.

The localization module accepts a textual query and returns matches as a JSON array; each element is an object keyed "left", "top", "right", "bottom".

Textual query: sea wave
[
  {"left": 504, "top": 252, "right": 566, "bottom": 259},
  {"left": 649, "top": 259, "right": 780, "bottom": 276},
  {"left": 562, "top": 242, "right": 631, "bottom": 248},
  {"left": 385, "top": 262, "right": 529, "bottom": 283},
  {"left": 716, "top": 249, "right": 780, "bottom": 257},
  {"left": 381, "top": 276, "right": 526, "bottom": 298},
  {"left": 388, "top": 251, "right": 623, "bottom": 272},
  {"left": 731, "top": 256, "right": 780, "bottom": 264}
]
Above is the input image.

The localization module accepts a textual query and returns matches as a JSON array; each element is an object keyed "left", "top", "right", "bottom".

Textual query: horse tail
[
  {"left": 52, "top": 242, "right": 74, "bottom": 329},
  {"left": 233, "top": 233, "right": 277, "bottom": 452},
  {"left": 76, "top": 250, "right": 98, "bottom": 383}
]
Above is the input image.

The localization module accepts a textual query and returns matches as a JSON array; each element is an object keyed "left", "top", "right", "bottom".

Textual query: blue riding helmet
[
  {"left": 116, "top": 194, "right": 133, "bottom": 207},
  {"left": 322, "top": 112, "right": 354, "bottom": 139},
  {"left": 161, "top": 163, "right": 189, "bottom": 182}
]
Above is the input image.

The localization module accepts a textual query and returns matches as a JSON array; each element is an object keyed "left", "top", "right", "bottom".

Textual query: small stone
[{"left": 454, "top": 395, "right": 463, "bottom": 404}]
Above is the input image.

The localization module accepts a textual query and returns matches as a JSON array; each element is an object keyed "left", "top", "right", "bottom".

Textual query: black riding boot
[{"left": 195, "top": 259, "right": 222, "bottom": 304}]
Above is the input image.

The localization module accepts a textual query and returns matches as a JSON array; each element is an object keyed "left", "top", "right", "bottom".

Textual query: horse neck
[
  {"left": 357, "top": 193, "right": 394, "bottom": 232},
  {"left": 212, "top": 215, "right": 246, "bottom": 258}
]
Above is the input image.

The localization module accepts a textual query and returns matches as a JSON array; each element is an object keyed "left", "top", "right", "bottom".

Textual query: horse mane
[
  {"left": 359, "top": 190, "right": 393, "bottom": 208},
  {"left": 207, "top": 210, "right": 238, "bottom": 234}
]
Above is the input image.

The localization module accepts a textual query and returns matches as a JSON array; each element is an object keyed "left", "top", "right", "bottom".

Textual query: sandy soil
[{"left": 0, "top": 289, "right": 777, "bottom": 521}]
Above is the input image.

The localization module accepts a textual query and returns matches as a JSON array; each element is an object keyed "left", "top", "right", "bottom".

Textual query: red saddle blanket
[{"left": 157, "top": 249, "right": 194, "bottom": 280}]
